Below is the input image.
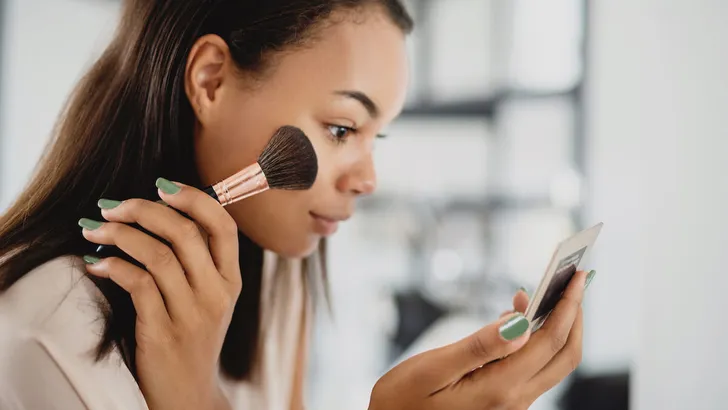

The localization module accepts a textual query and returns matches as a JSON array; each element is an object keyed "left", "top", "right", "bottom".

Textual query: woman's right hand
[{"left": 368, "top": 270, "right": 588, "bottom": 410}]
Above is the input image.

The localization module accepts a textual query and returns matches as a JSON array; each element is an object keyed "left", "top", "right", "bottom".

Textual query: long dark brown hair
[{"left": 0, "top": 0, "right": 412, "bottom": 381}]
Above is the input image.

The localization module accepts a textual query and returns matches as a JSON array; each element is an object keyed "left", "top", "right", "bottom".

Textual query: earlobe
[{"left": 185, "top": 35, "right": 230, "bottom": 122}]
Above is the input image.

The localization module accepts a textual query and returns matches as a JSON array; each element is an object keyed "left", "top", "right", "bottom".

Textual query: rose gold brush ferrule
[{"left": 212, "top": 162, "right": 270, "bottom": 206}]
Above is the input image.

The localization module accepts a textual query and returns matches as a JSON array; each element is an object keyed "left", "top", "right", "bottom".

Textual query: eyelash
[
  {"left": 326, "top": 124, "right": 388, "bottom": 144},
  {"left": 327, "top": 124, "right": 355, "bottom": 143}
]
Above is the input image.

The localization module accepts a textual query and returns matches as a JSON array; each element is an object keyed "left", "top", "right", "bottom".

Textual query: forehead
[{"left": 260, "top": 10, "right": 410, "bottom": 121}]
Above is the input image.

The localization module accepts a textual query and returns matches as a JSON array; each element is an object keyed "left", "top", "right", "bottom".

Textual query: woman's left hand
[{"left": 80, "top": 180, "right": 241, "bottom": 410}]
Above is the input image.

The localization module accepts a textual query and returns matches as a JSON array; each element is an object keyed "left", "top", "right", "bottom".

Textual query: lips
[{"left": 310, "top": 211, "right": 350, "bottom": 236}]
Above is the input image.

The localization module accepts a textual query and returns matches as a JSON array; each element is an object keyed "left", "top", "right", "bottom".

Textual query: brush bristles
[{"left": 258, "top": 126, "right": 318, "bottom": 190}]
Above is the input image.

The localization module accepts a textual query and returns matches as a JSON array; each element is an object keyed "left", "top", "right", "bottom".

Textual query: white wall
[
  {"left": 0, "top": 0, "right": 120, "bottom": 210},
  {"left": 587, "top": 1, "right": 728, "bottom": 408}
]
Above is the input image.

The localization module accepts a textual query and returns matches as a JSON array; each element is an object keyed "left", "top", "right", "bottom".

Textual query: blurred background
[{"left": 0, "top": 1, "right": 725, "bottom": 409}]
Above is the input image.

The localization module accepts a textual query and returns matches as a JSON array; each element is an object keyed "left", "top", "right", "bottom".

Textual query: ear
[{"left": 185, "top": 34, "right": 231, "bottom": 124}]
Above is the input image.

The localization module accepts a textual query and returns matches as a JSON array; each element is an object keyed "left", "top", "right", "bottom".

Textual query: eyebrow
[{"left": 334, "top": 90, "right": 380, "bottom": 119}]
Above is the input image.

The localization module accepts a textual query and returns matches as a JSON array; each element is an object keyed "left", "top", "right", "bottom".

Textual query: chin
[{"left": 257, "top": 233, "right": 322, "bottom": 259}]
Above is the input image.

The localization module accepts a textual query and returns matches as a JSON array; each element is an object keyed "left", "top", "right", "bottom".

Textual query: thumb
[{"left": 443, "top": 313, "right": 531, "bottom": 377}]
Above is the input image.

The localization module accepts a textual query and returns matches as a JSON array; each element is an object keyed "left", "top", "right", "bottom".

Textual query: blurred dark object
[
  {"left": 559, "top": 371, "right": 629, "bottom": 410},
  {"left": 390, "top": 290, "right": 448, "bottom": 361}
]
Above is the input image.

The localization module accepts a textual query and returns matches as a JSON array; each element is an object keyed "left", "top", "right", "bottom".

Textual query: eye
[{"left": 327, "top": 124, "right": 355, "bottom": 142}]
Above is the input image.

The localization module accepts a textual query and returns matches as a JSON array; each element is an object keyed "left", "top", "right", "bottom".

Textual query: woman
[{"left": 0, "top": 1, "right": 590, "bottom": 409}]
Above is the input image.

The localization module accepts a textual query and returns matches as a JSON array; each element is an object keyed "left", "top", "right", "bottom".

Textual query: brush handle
[{"left": 93, "top": 185, "right": 220, "bottom": 267}]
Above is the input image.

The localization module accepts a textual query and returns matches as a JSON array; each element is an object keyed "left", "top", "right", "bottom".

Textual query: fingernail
[
  {"left": 519, "top": 286, "right": 528, "bottom": 294},
  {"left": 97, "top": 199, "right": 122, "bottom": 209},
  {"left": 585, "top": 270, "right": 597, "bottom": 289},
  {"left": 83, "top": 255, "right": 102, "bottom": 264},
  {"left": 156, "top": 178, "right": 181, "bottom": 195},
  {"left": 78, "top": 218, "right": 103, "bottom": 231},
  {"left": 499, "top": 313, "right": 530, "bottom": 341}
]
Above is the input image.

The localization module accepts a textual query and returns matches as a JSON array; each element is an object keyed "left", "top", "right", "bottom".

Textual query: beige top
[{"left": 0, "top": 253, "right": 310, "bottom": 410}]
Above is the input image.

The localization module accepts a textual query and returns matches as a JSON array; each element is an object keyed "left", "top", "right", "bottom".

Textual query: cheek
[
  {"left": 195, "top": 99, "right": 278, "bottom": 186},
  {"left": 225, "top": 189, "right": 321, "bottom": 257},
  {"left": 307, "top": 136, "right": 371, "bottom": 194},
  {"left": 306, "top": 136, "right": 356, "bottom": 201}
]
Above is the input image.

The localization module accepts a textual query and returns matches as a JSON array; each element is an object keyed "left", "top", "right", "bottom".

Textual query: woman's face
[{"left": 188, "top": 9, "right": 409, "bottom": 257}]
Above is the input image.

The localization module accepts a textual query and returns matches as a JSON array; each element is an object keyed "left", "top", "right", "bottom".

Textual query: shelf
[
  {"left": 357, "top": 193, "right": 573, "bottom": 214},
  {"left": 400, "top": 87, "right": 578, "bottom": 119}
]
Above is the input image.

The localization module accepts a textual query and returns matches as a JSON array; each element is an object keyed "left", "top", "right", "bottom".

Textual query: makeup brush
[
  {"left": 93, "top": 125, "right": 317, "bottom": 260},
  {"left": 202, "top": 125, "right": 318, "bottom": 205}
]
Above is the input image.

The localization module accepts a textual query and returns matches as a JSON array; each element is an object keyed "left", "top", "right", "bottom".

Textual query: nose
[{"left": 336, "top": 154, "right": 377, "bottom": 196}]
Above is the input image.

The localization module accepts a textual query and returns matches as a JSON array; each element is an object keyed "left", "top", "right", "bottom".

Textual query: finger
[
  {"left": 491, "top": 270, "right": 587, "bottom": 381},
  {"left": 80, "top": 219, "right": 194, "bottom": 320},
  {"left": 499, "top": 287, "right": 530, "bottom": 318},
  {"left": 99, "top": 198, "right": 216, "bottom": 292},
  {"left": 500, "top": 309, "right": 515, "bottom": 319},
  {"left": 526, "top": 307, "right": 583, "bottom": 397},
  {"left": 513, "top": 288, "right": 529, "bottom": 313},
  {"left": 84, "top": 256, "right": 171, "bottom": 328},
  {"left": 428, "top": 312, "right": 531, "bottom": 384},
  {"left": 154, "top": 179, "right": 241, "bottom": 290},
  {"left": 499, "top": 288, "right": 530, "bottom": 319}
]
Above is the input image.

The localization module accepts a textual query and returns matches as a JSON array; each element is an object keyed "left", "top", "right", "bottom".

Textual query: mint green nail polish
[
  {"left": 499, "top": 314, "right": 529, "bottom": 341},
  {"left": 83, "top": 255, "right": 101, "bottom": 264},
  {"left": 78, "top": 218, "right": 103, "bottom": 231},
  {"left": 519, "top": 286, "right": 528, "bottom": 294},
  {"left": 97, "top": 199, "right": 122, "bottom": 209},
  {"left": 585, "top": 270, "right": 597, "bottom": 289},
  {"left": 156, "top": 178, "right": 181, "bottom": 195}
]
